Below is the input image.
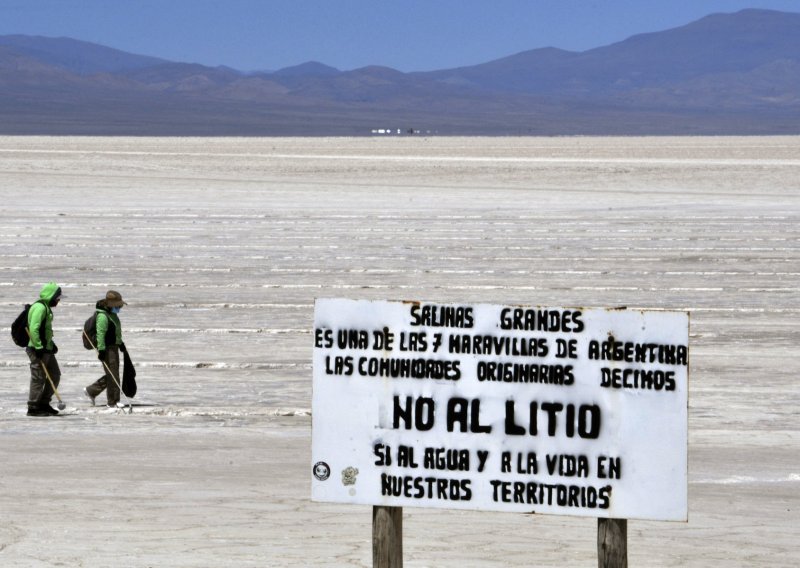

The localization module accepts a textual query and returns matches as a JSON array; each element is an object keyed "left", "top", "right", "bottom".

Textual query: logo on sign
[{"left": 313, "top": 461, "right": 331, "bottom": 481}]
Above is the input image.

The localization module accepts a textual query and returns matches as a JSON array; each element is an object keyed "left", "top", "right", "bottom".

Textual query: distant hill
[
  {"left": 0, "top": 34, "right": 168, "bottom": 74},
  {"left": 0, "top": 9, "right": 798, "bottom": 135},
  {"left": 422, "top": 9, "right": 800, "bottom": 109}
]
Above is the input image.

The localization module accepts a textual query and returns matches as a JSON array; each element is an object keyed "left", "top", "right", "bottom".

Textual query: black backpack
[
  {"left": 11, "top": 301, "right": 45, "bottom": 348},
  {"left": 11, "top": 305, "right": 32, "bottom": 347},
  {"left": 82, "top": 313, "right": 98, "bottom": 350}
]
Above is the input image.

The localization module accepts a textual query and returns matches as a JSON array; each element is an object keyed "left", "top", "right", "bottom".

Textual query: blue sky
[{"left": 1, "top": 1, "right": 798, "bottom": 72}]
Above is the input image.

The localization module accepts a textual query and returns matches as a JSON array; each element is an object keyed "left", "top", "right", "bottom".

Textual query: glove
[
  {"left": 34, "top": 348, "right": 46, "bottom": 359},
  {"left": 119, "top": 342, "right": 127, "bottom": 353},
  {"left": 98, "top": 349, "right": 107, "bottom": 361}
]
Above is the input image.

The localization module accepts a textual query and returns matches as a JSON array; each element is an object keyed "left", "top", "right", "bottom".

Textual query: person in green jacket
[
  {"left": 84, "top": 290, "right": 127, "bottom": 407},
  {"left": 26, "top": 282, "right": 63, "bottom": 417}
]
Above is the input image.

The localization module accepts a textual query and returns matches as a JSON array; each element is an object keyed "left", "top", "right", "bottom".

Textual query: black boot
[{"left": 27, "top": 406, "right": 52, "bottom": 417}]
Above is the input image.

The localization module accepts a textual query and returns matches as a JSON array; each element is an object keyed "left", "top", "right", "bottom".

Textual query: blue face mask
[{"left": 111, "top": 307, "right": 121, "bottom": 314}]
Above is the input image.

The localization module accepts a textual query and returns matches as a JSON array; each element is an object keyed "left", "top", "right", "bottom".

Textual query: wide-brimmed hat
[{"left": 103, "top": 290, "right": 127, "bottom": 307}]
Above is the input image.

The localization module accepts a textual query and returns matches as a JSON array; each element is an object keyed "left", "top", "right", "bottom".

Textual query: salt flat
[{"left": 0, "top": 136, "right": 798, "bottom": 567}]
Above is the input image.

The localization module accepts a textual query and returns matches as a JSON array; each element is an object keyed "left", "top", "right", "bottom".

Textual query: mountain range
[{"left": 1, "top": 8, "right": 798, "bottom": 136}]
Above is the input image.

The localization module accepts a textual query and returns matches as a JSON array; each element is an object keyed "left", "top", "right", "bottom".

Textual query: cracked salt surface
[{"left": 0, "top": 136, "right": 798, "bottom": 566}]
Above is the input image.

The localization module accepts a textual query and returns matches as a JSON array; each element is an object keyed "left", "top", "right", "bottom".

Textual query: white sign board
[{"left": 311, "top": 299, "right": 688, "bottom": 521}]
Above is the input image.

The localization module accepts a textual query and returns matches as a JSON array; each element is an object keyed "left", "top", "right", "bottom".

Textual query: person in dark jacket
[
  {"left": 84, "top": 290, "right": 127, "bottom": 408},
  {"left": 26, "top": 282, "right": 63, "bottom": 417}
]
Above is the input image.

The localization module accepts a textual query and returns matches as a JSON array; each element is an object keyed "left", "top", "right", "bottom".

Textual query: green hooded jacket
[
  {"left": 96, "top": 309, "right": 123, "bottom": 350},
  {"left": 27, "top": 282, "right": 59, "bottom": 350}
]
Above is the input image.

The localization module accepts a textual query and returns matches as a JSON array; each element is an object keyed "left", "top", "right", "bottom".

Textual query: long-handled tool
[
  {"left": 39, "top": 357, "right": 66, "bottom": 411},
  {"left": 25, "top": 328, "right": 66, "bottom": 410},
  {"left": 82, "top": 329, "right": 133, "bottom": 414}
]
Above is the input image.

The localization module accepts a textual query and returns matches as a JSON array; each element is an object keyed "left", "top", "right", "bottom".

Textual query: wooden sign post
[
  {"left": 598, "top": 518, "right": 627, "bottom": 567},
  {"left": 373, "top": 505, "right": 403, "bottom": 568}
]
